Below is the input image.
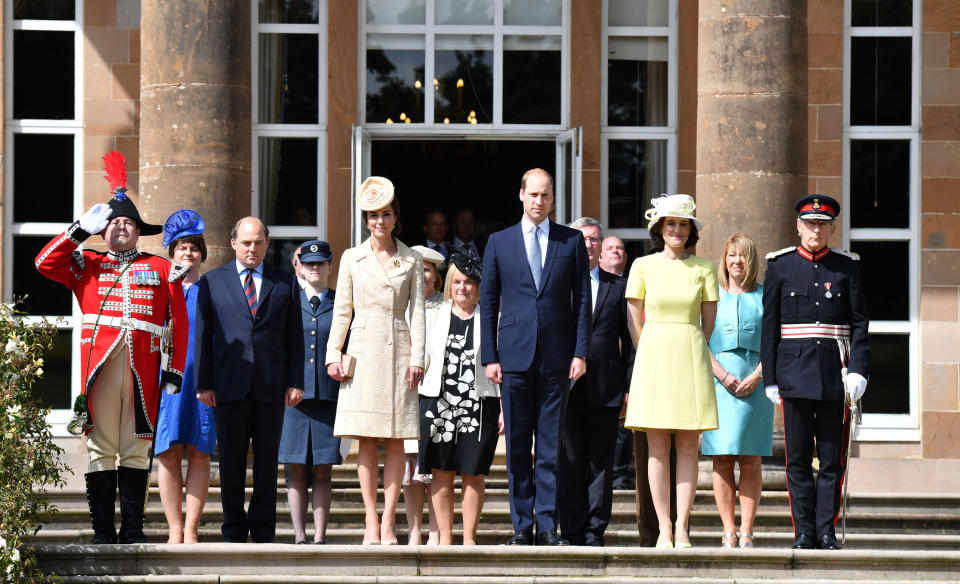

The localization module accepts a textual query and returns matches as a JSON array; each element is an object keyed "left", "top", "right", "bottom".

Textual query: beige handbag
[{"left": 341, "top": 353, "right": 357, "bottom": 378}]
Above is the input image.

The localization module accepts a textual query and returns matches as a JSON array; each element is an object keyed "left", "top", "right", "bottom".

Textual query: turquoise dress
[{"left": 701, "top": 286, "right": 773, "bottom": 456}]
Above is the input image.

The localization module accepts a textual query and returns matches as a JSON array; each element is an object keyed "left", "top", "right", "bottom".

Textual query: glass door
[{"left": 555, "top": 127, "right": 582, "bottom": 224}]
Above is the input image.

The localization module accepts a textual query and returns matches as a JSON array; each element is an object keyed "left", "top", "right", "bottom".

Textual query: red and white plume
[{"left": 102, "top": 150, "right": 128, "bottom": 194}]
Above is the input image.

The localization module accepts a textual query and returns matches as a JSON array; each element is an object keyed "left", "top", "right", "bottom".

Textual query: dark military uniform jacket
[{"left": 761, "top": 246, "right": 870, "bottom": 402}]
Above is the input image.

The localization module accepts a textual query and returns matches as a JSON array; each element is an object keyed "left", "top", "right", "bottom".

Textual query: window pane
[
  {"left": 503, "top": 36, "right": 561, "bottom": 124},
  {"left": 14, "top": 134, "right": 74, "bottom": 223},
  {"left": 259, "top": 0, "right": 320, "bottom": 23},
  {"left": 609, "top": 0, "right": 669, "bottom": 26},
  {"left": 14, "top": 30, "right": 74, "bottom": 120},
  {"left": 623, "top": 240, "right": 654, "bottom": 265},
  {"left": 504, "top": 0, "right": 561, "bottom": 25},
  {"left": 265, "top": 238, "right": 313, "bottom": 274},
  {"left": 849, "top": 241, "right": 908, "bottom": 321},
  {"left": 258, "top": 137, "right": 318, "bottom": 226},
  {"left": 608, "top": 140, "right": 667, "bottom": 229},
  {"left": 366, "top": 34, "right": 425, "bottom": 123},
  {"left": 435, "top": 36, "right": 493, "bottom": 124},
  {"left": 31, "top": 330, "right": 72, "bottom": 411},
  {"left": 366, "top": 0, "right": 425, "bottom": 24},
  {"left": 14, "top": 0, "right": 75, "bottom": 19},
  {"left": 851, "top": 37, "right": 911, "bottom": 126},
  {"left": 608, "top": 37, "right": 668, "bottom": 126},
  {"left": 860, "top": 333, "right": 909, "bottom": 415},
  {"left": 258, "top": 33, "right": 319, "bottom": 124},
  {"left": 436, "top": 0, "right": 492, "bottom": 24},
  {"left": 14, "top": 236, "right": 74, "bottom": 316},
  {"left": 852, "top": 0, "right": 912, "bottom": 27},
  {"left": 850, "top": 140, "right": 909, "bottom": 229}
]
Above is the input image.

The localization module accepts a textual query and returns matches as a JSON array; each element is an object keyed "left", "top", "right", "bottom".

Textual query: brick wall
[
  {"left": 920, "top": 0, "right": 960, "bottom": 459},
  {"left": 83, "top": 0, "right": 140, "bottom": 209},
  {"left": 808, "top": 0, "right": 843, "bottom": 207}
]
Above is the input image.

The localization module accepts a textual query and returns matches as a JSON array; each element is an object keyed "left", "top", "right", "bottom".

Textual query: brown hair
[
  {"left": 443, "top": 263, "right": 479, "bottom": 304},
  {"left": 718, "top": 233, "right": 759, "bottom": 292},
  {"left": 520, "top": 168, "right": 555, "bottom": 192},
  {"left": 361, "top": 197, "right": 402, "bottom": 237},
  {"left": 167, "top": 234, "right": 208, "bottom": 262},
  {"left": 649, "top": 217, "right": 700, "bottom": 250}
]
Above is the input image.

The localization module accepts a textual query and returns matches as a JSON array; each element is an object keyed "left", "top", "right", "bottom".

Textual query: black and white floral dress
[{"left": 418, "top": 311, "right": 500, "bottom": 476}]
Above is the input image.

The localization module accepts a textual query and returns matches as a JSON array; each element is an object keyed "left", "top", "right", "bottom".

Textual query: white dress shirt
[
  {"left": 235, "top": 260, "right": 264, "bottom": 297},
  {"left": 520, "top": 215, "right": 550, "bottom": 268}
]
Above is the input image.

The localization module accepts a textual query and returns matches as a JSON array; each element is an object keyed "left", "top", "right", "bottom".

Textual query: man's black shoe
[
  {"left": 536, "top": 530, "right": 569, "bottom": 546},
  {"left": 792, "top": 533, "right": 816, "bottom": 549},
  {"left": 506, "top": 530, "right": 534, "bottom": 545},
  {"left": 585, "top": 535, "right": 605, "bottom": 547},
  {"left": 817, "top": 533, "right": 841, "bottom": 550}
]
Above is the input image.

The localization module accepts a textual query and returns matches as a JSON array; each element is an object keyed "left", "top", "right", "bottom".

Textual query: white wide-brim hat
[
  {"left": 645, "top": 194, "right": 704, "bottom": 232},
  {"left": 411, "top": 245, "right": 445, "bottom": 266},
  {"left": 358, "top": 176, "right": 395, "bottom": 211}
]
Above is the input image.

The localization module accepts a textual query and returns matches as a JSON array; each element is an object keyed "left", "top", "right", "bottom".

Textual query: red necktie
[{"left": 244, "top": 269, "right": 258, "bottom": 316}]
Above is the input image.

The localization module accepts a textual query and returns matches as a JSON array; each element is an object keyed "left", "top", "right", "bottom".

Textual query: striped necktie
[{"left": 243, "top": 269, "right": 258, "bottom": 316}]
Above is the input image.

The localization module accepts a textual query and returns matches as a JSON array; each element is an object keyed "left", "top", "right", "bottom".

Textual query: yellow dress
[{"left": 623, "top": 253, "right": 720, "bottom": 431}]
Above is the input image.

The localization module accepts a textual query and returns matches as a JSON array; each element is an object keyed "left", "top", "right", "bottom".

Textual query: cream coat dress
[{"left": 326, "top": 238, "right": 426, "bottom": 439}]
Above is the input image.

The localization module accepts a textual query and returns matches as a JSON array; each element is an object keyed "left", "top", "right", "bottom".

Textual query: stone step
[
  {"left": 29, "top": 525, "right": 960, "bottom": 550},
  {"left": 33, "top": 544, "right": 960, "bottom": 582}
]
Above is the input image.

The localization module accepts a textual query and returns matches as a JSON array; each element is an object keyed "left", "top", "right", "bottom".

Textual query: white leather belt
[
  {"left": 82, "top": 314, "right": 164, "bottom": 337},
  {"left": 780, "top": 323, "right": 851, "bottom": 340}
]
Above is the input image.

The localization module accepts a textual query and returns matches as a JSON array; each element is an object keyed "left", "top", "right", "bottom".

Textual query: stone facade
[{"left": 3, "top": 1, "right": 960, "bottom": 491}]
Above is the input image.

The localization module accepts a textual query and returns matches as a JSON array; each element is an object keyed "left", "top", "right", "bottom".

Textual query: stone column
[
  {"left": 139, "top": 1, "right": 251, "bottom": 268},
  {"left": 695, "top": 0, "right": 808, "bottom": 269}
]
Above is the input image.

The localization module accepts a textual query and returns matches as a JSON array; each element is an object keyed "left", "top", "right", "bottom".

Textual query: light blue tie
[{"left": 528, "top": 225, "right": 543, "bottom": 290}]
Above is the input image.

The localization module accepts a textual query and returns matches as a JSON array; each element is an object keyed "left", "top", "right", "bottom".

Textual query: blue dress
[
  {"left": 701, "top": 286, "right": 773, "bottom": 456},
  {"left": 155, "top": 283, "right": 217, "bottom": 455}
]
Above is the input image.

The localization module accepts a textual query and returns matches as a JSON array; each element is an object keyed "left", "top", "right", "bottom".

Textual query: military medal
[{"left": 824, "top": 282, "right": 833, "bottom": 299}]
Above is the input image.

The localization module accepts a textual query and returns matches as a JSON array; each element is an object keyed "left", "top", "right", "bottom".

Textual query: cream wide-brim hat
[
  {"left": 411, "top": 245, "right": 445, "bottom": 267},
  {"left": 645, "top": 194, "right": 704, "bottom": 232},
  {"left": 358, "top": 176, "right": 396, "bottom": 211}
]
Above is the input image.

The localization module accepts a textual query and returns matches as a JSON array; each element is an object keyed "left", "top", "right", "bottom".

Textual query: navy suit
[
  {"left": 559, "top": 268, "right": 632, "bottom": 545},
  {"left": 761, "top": 246, "right": 869, "bottom": 540},
  {"left": 194, "top": 261, "right": 304, "bottom": 542},
  {"left": 480, "top": 220, "right": 591, "bottom": 534}
]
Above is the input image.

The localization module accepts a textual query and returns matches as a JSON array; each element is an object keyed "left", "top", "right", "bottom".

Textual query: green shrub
[{"left": 0, "top": 301, "right": 70, "bottom": 582}]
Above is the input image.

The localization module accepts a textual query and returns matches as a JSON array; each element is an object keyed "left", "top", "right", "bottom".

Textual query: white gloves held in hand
[
  {"left": 79, "top": 203, "right": 113, "bottom": 234},
  {"left": 765, "top": 385, "right": 780, "bottom": 405},
  {"left": 844, "top": 372, "right": 867, "bottom": 402}
]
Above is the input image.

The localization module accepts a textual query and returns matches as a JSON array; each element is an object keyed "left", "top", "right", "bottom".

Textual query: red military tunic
[{"left": 35, "top": 221, "right": 189, "bottom": 438}]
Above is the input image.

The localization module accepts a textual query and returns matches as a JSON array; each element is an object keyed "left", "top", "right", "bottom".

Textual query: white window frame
[
  {"left": 842, "top": 0, "right": 921, "bottom": 441},
  {"left": 3, "top": 2, "right": 85, "bottom": 435},
  {"left": 359, "top": 0, "right": 569, "bottom": 133},
  {"left": 599, "top": 0, "right": 678, "bottom": 242},
  {"left": 251, "top": 0, "right": 328, "bottom": 241}
]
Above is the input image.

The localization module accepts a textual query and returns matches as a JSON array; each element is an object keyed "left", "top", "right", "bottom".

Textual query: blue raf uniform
[
  {"left": 278, "top": 241, "right": 343, "bottom": 467},
  {"left": 761, "top": 194, "right": 870, "bottom": 551}
]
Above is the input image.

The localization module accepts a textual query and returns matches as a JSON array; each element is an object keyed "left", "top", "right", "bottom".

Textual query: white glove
[
  {"left": 765, "top": 384, "right": 781, "bottom": 405},
  {"left": 163, "top": 383, "right": 180, "bottom": 395},
  {"left": 78, "top": 203, "right": 113, "bottom": 234},
  {"left": 844, "top": 372, "right": 867, "bottom": 402}
]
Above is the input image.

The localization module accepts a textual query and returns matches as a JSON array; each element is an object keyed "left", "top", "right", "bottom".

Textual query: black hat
[
  {"left": 795, "top": 194, "right": 840, "bottom": 221},
  {"left": 299, "top": 239, "right": 332, "bottom": 263},
  {"left": 102, "top": 150, "right": 162, "bottom": 235},
  {"left": 449, "top": 246, "right": 482, "bottom": 283}
]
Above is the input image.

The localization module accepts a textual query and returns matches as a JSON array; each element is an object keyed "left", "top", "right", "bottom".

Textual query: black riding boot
[
  {"left": 85, "top": 470, "right": 118, "bottom": 544},
  {"left": 117, "top": 466, "right": 149, "bottom": 544}
]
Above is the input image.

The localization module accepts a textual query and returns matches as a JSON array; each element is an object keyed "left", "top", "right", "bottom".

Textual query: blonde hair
[
  {"left": 443, "top": 263, "right": 479, "bottom": 304},
  {"left": 718, "top": 233, "right": 759, "bottom": 292},
  {"left": 423, "top": 261, "right": 442, "bottom": 291}
]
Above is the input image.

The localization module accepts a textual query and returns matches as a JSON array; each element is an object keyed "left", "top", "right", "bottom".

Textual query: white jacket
[{"left": 419, "top": 300, "right": 500, "bottom": 399}]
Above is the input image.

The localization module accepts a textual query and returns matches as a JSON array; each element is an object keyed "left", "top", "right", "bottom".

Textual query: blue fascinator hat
[{"left": 162, "top": 209, "right": 206, "bottom": 248}]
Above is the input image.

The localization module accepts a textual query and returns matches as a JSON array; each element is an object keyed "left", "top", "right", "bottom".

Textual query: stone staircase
[{"left": 30, "top": 452, "right": 960, "bottom": 582}]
